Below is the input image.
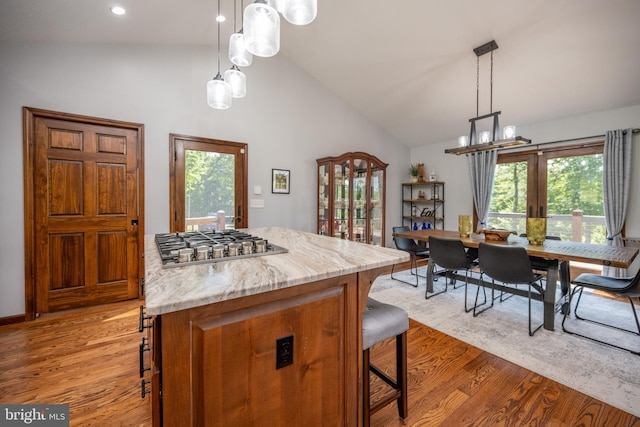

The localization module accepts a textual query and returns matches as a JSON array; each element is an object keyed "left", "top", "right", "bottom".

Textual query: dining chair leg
[
  {"left": 528, "top": 282, "right": 544, "bottom": 336},
  {"left": 463, "top": 271, "right": 475, "bottom": 313},
  {"left": 473, "top": 275, "right": 494, "bottom": 317},
  {"left": 573, "top": 287, "right": 640, "bottom": 335},
  {"left": 425, "top": 261, "right": 448, "bottom": 299},
  {"left": 562, "top": 286, "right": 640, "bottom": 355},
  {"left": 391, "top": 254, "right": 426, "bottom": 288}
]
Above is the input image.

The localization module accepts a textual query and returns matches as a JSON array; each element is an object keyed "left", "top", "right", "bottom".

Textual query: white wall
[
  {"left": 0, "top": 41, "right": 410, "bottom": 318},
  {"left": 411, "top": 104, "right": 640, "bottom": 236}
]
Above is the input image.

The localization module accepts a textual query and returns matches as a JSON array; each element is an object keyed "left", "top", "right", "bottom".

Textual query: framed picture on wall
[{"left": 272, "top": 169, "right": 290, "bottom": 194}]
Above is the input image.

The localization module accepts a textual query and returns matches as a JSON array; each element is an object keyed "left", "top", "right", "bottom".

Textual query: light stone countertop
[{"left": 144, "top": 227, "right": 409, "bottom": 315}]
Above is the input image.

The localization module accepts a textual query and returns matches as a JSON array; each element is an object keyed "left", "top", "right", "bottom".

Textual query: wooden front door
[{"left": 24, "top": 108, "right": 144, "bottom": 316}]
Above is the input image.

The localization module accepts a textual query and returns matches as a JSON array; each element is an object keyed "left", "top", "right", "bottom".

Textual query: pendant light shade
[
  {"left": 244, "top": 0, "right": 280, "bottom": 57},
  {"left": 283, "top": 0, "right": 317, "bottom": 25},
  {"left": 224, "top": 65, "right": 247, "bottom": 98},
  {"left": 267, "top": 0, "right": 285, "bottom": 12},
  {"left": 207, "top": 74, "right": 232, "bottom": 109},
  {"left": 208, "top": 0, "right": 232, "bottom": 109},
  {"left": 229, "top": 31, "right": 253, "bottom": 66}
]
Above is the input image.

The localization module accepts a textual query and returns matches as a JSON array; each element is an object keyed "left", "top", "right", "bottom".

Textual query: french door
[
  {"left": 488, "top": 143, "right": 605, "bottom": 243},
  {"left": 169, "top": 134, "right": 248, "bottom": 232}
]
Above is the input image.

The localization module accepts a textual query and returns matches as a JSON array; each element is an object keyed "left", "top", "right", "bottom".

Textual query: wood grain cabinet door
[
  {"left": 26, "top": 108, "right": 143, "bottom": 314},
  {"left": 159, "top": 276, "right": 358, "bottom": 427}
]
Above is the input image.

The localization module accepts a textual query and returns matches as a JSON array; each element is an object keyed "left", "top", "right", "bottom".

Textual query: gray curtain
[
  {"left": 602, "top": 128, "right": 633, "bottom": 277},
  {"left": 467, "top": 149, "right": 498, "bottom": 230}
]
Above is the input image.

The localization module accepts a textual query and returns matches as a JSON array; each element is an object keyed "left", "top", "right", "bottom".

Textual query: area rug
[{"left": 370, "top": 268, "right": 640, "bottom": 417}]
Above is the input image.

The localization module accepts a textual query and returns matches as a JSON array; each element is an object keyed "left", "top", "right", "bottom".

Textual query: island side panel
[{"left": 159, "top": 273, "right": 359, "bottom": 427}]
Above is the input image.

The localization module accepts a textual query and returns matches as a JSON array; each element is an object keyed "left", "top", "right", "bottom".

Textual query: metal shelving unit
[{"left": 402, "top": 181, "right": 445, "bottom": 230}]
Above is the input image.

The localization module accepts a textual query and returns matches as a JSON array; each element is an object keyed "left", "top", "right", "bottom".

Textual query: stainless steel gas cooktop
[{"left": 155, "top": 230, "right": 288, "bottom": 268}]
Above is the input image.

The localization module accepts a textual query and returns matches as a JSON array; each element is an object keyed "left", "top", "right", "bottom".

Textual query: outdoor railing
[
  {"left": 487, "top": 210, "right": 606, "bottom": 244},
  {"left": 186, "top": 215, "right": 234, "bottom": 231}
]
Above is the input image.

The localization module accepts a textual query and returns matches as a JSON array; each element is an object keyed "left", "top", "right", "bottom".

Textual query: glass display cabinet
[{"left": 317, "top": 152, "right": 387, "bottom": 246}]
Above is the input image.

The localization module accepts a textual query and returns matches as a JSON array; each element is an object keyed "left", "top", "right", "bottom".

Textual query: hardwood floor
[
  {"left": 0, "top": 299, "right": 637, "bottom": 426},
  {"left": 0, "top": 299, "right": 150, "bottom": 426},
  {"left": 370, "top": 319, "right": 640, "bottom": 427}
]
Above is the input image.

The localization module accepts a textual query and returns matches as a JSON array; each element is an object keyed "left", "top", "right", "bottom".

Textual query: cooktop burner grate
[{"left": 155, "top": 230, "right": 288, "bottom": 268}]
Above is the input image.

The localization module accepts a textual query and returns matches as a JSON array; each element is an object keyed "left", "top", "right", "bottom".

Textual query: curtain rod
[{"left": 529, "top": 127, "right": 639, "bottom": 149}]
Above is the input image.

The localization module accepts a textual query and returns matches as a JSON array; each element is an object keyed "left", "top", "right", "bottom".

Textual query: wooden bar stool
[{"left": 362, "top": 297, "right": 409, "bottom": 426}]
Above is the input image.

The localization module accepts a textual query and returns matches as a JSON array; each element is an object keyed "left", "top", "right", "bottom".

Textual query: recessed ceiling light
[
  {"left": 110, "top": 6, "right": 126, "bottom": 15},
  {"left": 216, "top": 15, "right": 226, "bottom": 22}
]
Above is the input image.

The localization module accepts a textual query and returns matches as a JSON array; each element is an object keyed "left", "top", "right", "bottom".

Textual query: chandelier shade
[
  {"left": 224, "top": 65, "right": 247, "bottom": 98},
  {"left": 207, "top": 74, "right": 232, "bottom": 109},
  {"left": 283, "top": 0, "right": 317, "bottom": 25},
  {"left": 244, "top": 0, "right": 280, "bottom": 57}
]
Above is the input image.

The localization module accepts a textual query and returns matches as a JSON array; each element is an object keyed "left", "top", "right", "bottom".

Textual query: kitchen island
[{"left": 144, "top": 227, "right": 409, "bottom": 427}]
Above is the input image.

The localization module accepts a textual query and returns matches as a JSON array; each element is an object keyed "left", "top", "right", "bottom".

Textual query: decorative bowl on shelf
[{"left": 477, "top": 229, "right": 516, "bottom": 241}]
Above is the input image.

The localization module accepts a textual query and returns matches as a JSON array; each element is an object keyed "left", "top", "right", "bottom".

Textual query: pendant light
[
  {"left": 244, "top": 0, "right": 280, "bottom": 57},
  {"left": 229, "top": 0, "right": 253, "bottom": 67},
  {"left": 267, "top": 0, "right": 285, "bottom": 13},
  {"left": 445, "top": 40, "right": 531, "bottom": 155},
  {"left": 207, "top": 0, "right": 232, "bottom": 109},
  {"left": 224, "top": 65, "right": 247, "bottom": 98},
  {"left": 283, "top": 0, "right": 317, "bottom": 26}
]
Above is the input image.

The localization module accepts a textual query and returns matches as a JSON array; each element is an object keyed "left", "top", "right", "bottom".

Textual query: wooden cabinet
[
  {"left": 317, "top": 152, "right": 387, "bottom": 246},
  {"left": 402, "top": 181, "right": 445, "bottom": 230}
]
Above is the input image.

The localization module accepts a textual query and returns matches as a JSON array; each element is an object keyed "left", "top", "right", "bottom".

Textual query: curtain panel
[
  {"left": 467, "top": 149, "right": 498, "bottom": 230},
  {"left": 602, "top": 128, "right": 633, "bottom": 277}
]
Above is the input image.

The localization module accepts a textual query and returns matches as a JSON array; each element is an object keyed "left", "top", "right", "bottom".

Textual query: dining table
[{"left": 393, "top": 229, "right": 639, "bottom": 331}]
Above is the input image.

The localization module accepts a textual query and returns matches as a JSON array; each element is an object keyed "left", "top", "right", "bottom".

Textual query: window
[
  {"left": 488, "top": 143, "right": 606, "bottom": 244},
  {"left": 170, "top": 134, "right": 248, "bottom": 232}
]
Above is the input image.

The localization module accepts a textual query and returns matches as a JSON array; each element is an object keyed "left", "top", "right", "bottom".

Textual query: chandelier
[
  {"left": 446, "top": 40, "right": 531, "bottom": 155},
  {"left": 207, "top": 0, "right": 318, "bottom": 110}
]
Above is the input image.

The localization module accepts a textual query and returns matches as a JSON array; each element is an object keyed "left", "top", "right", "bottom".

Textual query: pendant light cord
[{"left": 217, "top": 0, "right": 221, "bottom": 75}]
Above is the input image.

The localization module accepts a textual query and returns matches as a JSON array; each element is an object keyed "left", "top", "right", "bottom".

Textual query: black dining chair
[
  {"left": 391, "top": 226, "right": 429, "bottom": 287},
  {"left": 519, "top": 235, "right": 571, "bottom": 294},
  {"left": 520, "top": 234, "right": 561, "bottom": 270},
  {"left": 425, "top": 237, "right": 476, "bottom": 309},
  {"left": 561, "top": 267, "right": 640, "bottom": 355},
  {"left": 475, "top": 243, "right": 546, "bottom": 336}
]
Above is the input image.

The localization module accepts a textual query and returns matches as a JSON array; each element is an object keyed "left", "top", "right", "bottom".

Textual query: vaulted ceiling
[{"left": 2, "top": 0, "right": 640, "bottom": 147}]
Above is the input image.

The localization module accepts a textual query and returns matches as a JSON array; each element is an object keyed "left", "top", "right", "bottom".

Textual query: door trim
[
  {"left": 23, "top": 107, "right": 145, "bottom": 320},
  {"left": 169, "top": 133, "right": 248, "bottom": 232}
]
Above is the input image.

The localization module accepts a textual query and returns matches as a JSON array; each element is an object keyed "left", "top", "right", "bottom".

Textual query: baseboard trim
[{"left": 0, "top": 314, "right": 26, "bottom": 326}]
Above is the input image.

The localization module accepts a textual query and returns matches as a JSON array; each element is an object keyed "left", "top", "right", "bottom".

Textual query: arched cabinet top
[{"left": 315, "top": 152, "right": 389, "bottom": 170}]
